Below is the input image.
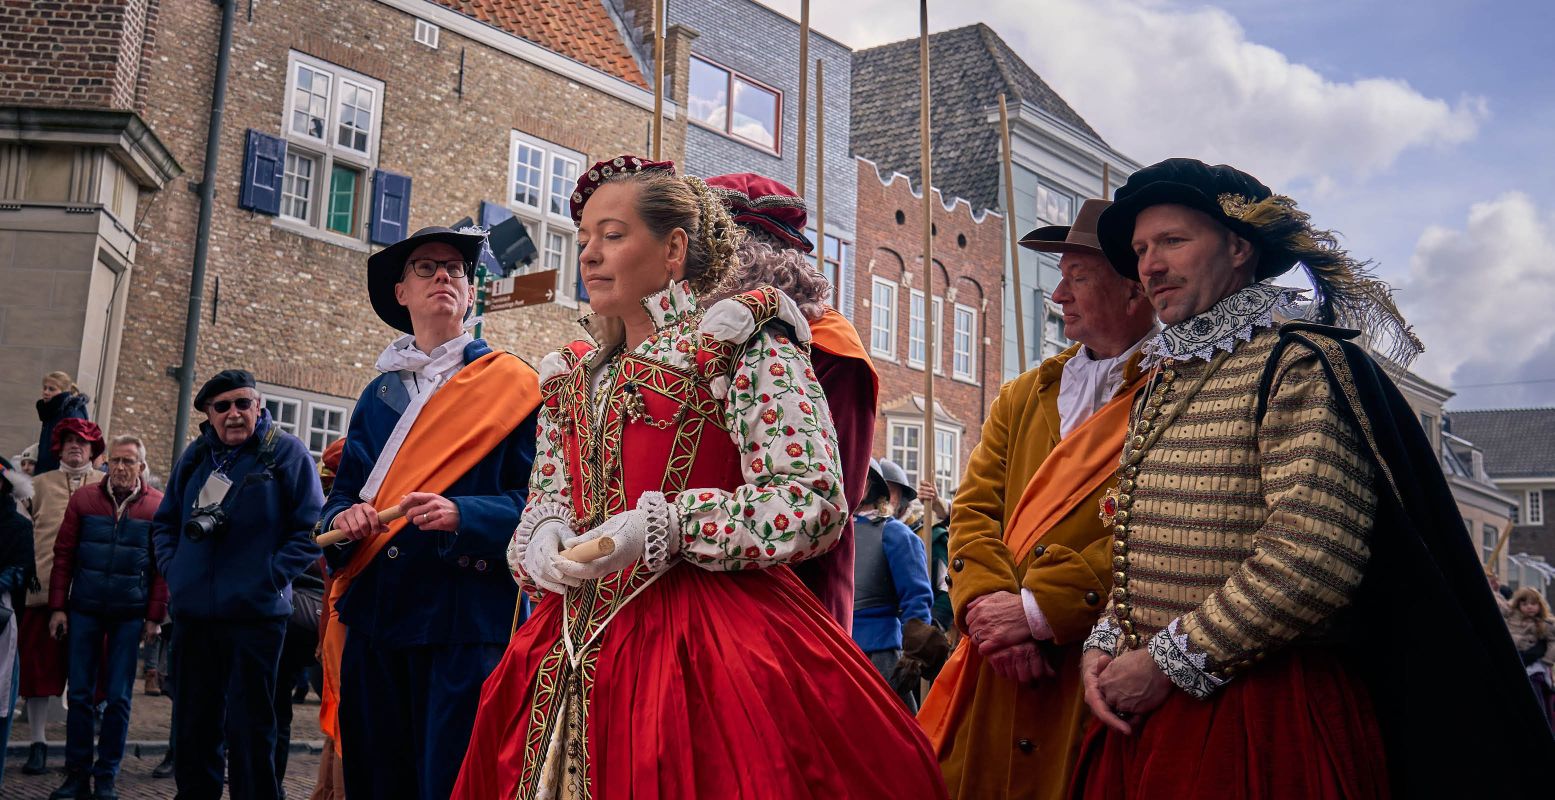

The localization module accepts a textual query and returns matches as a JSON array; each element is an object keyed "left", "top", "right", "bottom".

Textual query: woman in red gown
[{"left": 452, "top": 156, "right": 946, "bottom": 799}]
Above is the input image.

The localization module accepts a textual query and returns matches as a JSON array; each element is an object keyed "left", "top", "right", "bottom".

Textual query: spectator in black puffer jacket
[{"left": 34, "top": 371, "right": 90, "bottom": 475}]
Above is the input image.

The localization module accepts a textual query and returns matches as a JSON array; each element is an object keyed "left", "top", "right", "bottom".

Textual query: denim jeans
[{"left": 65, "top": 611, "right": 141, "bottom": 779}]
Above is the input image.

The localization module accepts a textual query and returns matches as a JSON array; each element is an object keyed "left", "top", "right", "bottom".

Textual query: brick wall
[
  {"left": 851, "top": 156, "right": 1004, "bottom": 493},
  {"left": 113, "top": 0, "right": 680, "bottom": 469},
  {"left": 0, "top": 0, "right": 152, "bottom": 110}
]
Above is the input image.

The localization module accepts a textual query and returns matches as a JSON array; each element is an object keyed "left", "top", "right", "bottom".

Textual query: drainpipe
[{"left": 171, "top": 0, "right": 237, "bottom": 468}]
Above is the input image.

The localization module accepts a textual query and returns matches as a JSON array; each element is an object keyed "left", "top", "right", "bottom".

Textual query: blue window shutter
[
  {"left": 576, "top": 268, "right": 589, "bottom": 302},
  {"left": 369, "top": 170, "right": 412, "bottom": 244},
  {"left": 238, "top": 130, "right": 285, "bottom": 215}
]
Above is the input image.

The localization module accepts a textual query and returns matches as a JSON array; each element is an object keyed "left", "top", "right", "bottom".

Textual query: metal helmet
[{"left": 877, "top": 458, "right": 918, "bottom": 503}]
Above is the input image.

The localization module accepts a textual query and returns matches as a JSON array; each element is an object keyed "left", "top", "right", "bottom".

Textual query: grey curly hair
[{"left": 710, "top": 227, "right": 834, "bottom": 322}]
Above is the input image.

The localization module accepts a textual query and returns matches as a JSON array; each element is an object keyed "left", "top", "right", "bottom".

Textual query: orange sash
[
  {"left": 319, "top": 351, "right": 540, "bottom": 750},
  {"left": 917, "top": 373, "right": 1145, "bottom": 753},
  {"left": 810, "top": 308, "right": 878, "bottom": 391}
]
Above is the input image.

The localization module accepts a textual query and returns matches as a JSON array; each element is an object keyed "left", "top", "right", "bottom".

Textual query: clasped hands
[
  {"left": 964, "top": 591, "right": 1054, "bottom": 684},
  {"left": 1080, "top": 647, "right": 1174, "bottom": 736}
]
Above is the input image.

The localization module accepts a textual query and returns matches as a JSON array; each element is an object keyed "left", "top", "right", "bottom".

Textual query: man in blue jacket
[
  {"left": 321, "top": 226, "right": 540, "bottom": 800},
  {"left": 151, "top": 369, "right": 322, "bottom": 800},
  {"left": 853, "top": 459, "right": 934, "bottom": 710}
]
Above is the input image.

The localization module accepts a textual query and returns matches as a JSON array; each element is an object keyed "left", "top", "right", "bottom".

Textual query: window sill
[
  {"left": 871, "top": 352, "right": 899, "bottom": 364},
  {"left": 271, "top": 218, "right": 371, "bottom": 252},
  {"left": 952, "top": 373, "right": 978, "bottom": 385}
]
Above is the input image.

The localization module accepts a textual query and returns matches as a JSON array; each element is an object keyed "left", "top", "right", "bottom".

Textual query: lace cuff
[
  {"left": 1147, "top": 618, "right": 1226, "bottom": 700},
  {"left": 637, "top": 491, "right": 680, "bottom": 573},
  {"left": 1083, "top": 615, "right": 1123, "bottom": 656},
  {"left": 511, "top": 501, "right": 575, "bottom": 577}
]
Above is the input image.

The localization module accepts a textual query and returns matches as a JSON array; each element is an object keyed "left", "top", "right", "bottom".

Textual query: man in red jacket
[{"left": 46, "top": 434, "right": 166, "bottom": 800}]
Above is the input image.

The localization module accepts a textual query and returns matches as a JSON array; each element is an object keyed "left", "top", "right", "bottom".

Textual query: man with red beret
[
  {"left": 705, "top": 173, "right": 879, "bottom": 634},
  {"left": 17, "top": 417, "right": 104, "bottom": 777}
]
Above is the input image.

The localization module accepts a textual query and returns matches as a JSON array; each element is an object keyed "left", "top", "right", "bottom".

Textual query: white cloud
[
  {"left": 758, "top": 0, "right": 1484, "bottom": 189},
  {"left": 1399, "top": 192, "right": 1555, "bottom": 407}
]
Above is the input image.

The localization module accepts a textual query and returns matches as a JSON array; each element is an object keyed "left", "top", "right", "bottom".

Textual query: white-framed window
[
  {"left": 888, "top": 421, "right": 920, "bottom": 485},
  {"left": 508, "top": 131, "right": 584, "bottom": 301},
  {"left": 259, "top": 383, "right": 352, "bottom": 459},
  {"left": 1529, "top": 490, "right": 1545, "bottom": 526},
  {"left": 953, "top": 303, "right": 977, "bottom": 380},
  {"left": 264, "top": 397, "right": 302, "bottom": 435},
  {"left": 805, "top": 232, "right": 849, "bottom": 308},
  {"left": 887, "top": 420, "right": 962, "bottom": 499},
  {"left": 280, "top": 53, "right": 383, "bottom": 240},
  {"left": 413, "top": 18, "right": 439, "bottom": 48},
  {"left": 686, "top": 55, "right": 781, "bottom": 153},
  {"left": 1483, "top": 523, "right": 1499, "bottom": 565},
  {"left": 871, "top": 278, "right": 897, "bottom": 359},
  {"left": 1044, "top": 302, "right": 1069, "bottom": 356},
  {"left": 907, "top": 290, "right": 944, "bottom": 372}
]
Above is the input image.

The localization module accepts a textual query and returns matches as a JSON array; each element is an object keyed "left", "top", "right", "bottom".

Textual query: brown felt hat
[{"left": 1019, "top": 198, "right": 1110, "bottom": 257}]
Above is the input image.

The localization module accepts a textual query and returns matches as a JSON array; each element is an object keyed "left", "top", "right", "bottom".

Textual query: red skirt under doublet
[
  {"left": 1069, "top": 650, "right": 1390, "bottom": 800},
  {"left": 453, "top": 564, "right": 948, "bottom": 799}
]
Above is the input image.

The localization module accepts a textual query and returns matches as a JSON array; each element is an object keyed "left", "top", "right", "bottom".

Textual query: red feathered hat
[
  {"left": 51, "top": 418, "right": 104, "bottom": 459},
  {"left": 705, "top": 173, "right": 813, "bottom": 253}
]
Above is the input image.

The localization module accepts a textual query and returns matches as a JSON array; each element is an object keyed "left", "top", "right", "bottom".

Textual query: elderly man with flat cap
[
  {"left": 1070, "top": 158, "right": 1554, "bottom": 797},
  {"left": 317, "top": 226, "right": 542, "bottom": 800},
  {"left": 916, "top": 199, "right": 1156, "bottom": 799},
  {"left": 152, "top": 369, "right": 323, "bottom": 800}
]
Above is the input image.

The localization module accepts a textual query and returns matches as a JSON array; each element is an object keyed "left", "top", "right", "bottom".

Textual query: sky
[{"left": 754, "top": 0, "right": 1555, "bottom": 409}]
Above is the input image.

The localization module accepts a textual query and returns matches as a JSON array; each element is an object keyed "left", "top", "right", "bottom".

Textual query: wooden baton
[
  {"left": 315, "top": 505, "right": 405, "bottom": 547},
  {"left": 559, "top": 536, "right": 616, "bottom": 563}
]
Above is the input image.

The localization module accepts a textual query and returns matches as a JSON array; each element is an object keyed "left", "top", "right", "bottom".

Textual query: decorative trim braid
[
  {"left": 1148, "top": 618, "right": 1225, "bottom": 699},
  {"left": 511, "top": 501, "right": 576, "bottom": 578},
  {"left": 1142, "top": 282, "right": 1304, "bottom": 368},
  {"left": 637, "top": 491, "right": 678, "bottom": 573},
  {"left": 1084, "top": 615, "right": 1124, "bottom": 656}
]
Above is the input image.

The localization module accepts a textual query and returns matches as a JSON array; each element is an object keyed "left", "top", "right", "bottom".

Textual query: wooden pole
[
  {"left": 815, "top": 58, "right": 825, "bottom": 262},
  {"left": 998, "top": 93, "right": 1027, "bottom": 374},
  {"left": 918, "top": 0, "right": 937, "bottom": 544},
  {"left": 1102, "top": 161, "right": 1111, "bottom": 198},
  {"left": 1489, "top": 520, "right": 1514, "bottom": 575},
  {"left": 315, "top": 505, "right": 405, "bottom": 547},
  {"left": 652, "top": 0, "right": 665, "bottom": 160},
  {"left": 796, "top": 0, "right": 810, "bottom": 196}
]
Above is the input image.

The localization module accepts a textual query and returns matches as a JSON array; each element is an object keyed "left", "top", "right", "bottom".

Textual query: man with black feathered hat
[
  {"left": 1070, "top": 158, "right": 1554, "bottom": 797},
  {"left": 317, "top": 226, "right": 542, "bottom": 800}
]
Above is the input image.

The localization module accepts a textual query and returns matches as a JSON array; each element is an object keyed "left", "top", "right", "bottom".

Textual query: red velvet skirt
[
  {"left": 1069, "top": 650, "right": 1389, "bottom": 800},
  {"left": 18, "top": 606, "right": 67, "bottom": 698},
  {"left": 453, "top": 564, "right": 947, "bottom": 799}
]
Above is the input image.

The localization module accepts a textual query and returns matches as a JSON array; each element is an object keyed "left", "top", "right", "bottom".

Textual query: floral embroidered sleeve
[
  {"left": 508, "top": 352, "right": 578, "bottom": 594},
  {"left": 675, "top": 328, "right": 847, "bottom": 571}
]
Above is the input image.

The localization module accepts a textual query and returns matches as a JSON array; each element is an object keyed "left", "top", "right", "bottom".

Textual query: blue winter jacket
[
  {"left": 321, "top": 340, "right": 538, "bottom": 647},
  {"left": 151, "top": 411, "right": 324, "bottom": 620},
  {"left": 851, "top": 513, "right": 934, "bottom": 653}
]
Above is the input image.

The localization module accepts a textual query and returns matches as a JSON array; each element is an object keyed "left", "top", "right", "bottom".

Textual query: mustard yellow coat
[{"left": 939, "top": 346, "right": 1142, "bottom": 800}]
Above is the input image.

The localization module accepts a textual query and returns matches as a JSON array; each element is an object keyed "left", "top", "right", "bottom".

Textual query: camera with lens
[{"left": 184, "top": 503, "right": 230, "bottom": 542}]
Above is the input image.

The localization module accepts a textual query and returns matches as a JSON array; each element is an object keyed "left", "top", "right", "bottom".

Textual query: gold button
[
  {"left": 1126, "top": 634, "right": 1140, "bottom": 648},
  {"left": 1131, "top": 435, "right": 1146, "bottom": 450},
  {"left": 1112, "top": 571, "right": 1127, "bottom": 585},
  {"left": 1111, "top": 587, "right": 1127, "bottom": 601},
  {"left": 1112, "top": 540, "right": 1127, "bottom": 555},
  {"left": 1115, "top": 511, "right": 1130, "bottom": 526},
  {"left": 1118, "top": 479, "right": 1135, "bottom": 493},
  {"left": 1114, "top": 603, "right": 1129, "bottom": 617},
  {"left": 1112, "top": 555, "right": 1126, "bottom": 570},
  {"left": 1124, "top": 466, "right": 1138, "bottom": 478}
]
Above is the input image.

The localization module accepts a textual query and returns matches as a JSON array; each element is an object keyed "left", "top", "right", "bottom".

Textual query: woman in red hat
[{"left": 453, "top": 157, "right": 945, "bottom": 800}]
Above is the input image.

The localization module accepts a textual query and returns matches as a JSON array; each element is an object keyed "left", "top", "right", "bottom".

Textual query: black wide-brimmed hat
[
  {"left": 1096, "top": 158, "right": 1297, "bottom": 280},
  {"left": 367, "top": 226, "right": 486, "bottom": 334}
]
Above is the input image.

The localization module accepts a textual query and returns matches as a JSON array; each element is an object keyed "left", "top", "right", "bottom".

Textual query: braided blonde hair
[{"left": 601, "top": 171, "right": 742, "bottom": 297}]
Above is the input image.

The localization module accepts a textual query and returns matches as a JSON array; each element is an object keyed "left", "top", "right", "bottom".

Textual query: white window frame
[
  {"left": 1529, "top": 490, "right": 1545, "bottom": 526},
  {"left": 259, "top": 384, "right": 353, "bottom": 459},
  {"left": 934, "top": 427, "right": 961, "bottom": 500},
  {"left": 888, "top": 421, "right": 921, "bottom": 486},
  {"left": 1482, "top": 523, "right": 1499, "bottom": 565},
  {"left": 908, "top": 289, "right": 927, "bottom": 368},
  {"left": 279, "top": 52, "right": 383, "bottom": 244},
  {"left": 887, "top": 419, "right": 962, "bottom": 499},
  {"left": 414, "top": 18, "right": 439, "bottom": 48},
  {"left": 263, "top": 396, "right": 302, "bottom": 436},
  {"left": 806, "top": 231, "right": 849, "bottom": 309},
  {"left": 906, "top": 289, "right": 945, "bottom": 373},
  {"left": 953, "top": 302, "right": 977, "bottom": 381},
  {"left": 871, "top": 277, "right": 898, "bottom": 360},
  {"left": 508, "top": 130, "right": 584, "bottom": 304},
  {"left": 307, "top": 402, "right": 349, "bottom": 458}
]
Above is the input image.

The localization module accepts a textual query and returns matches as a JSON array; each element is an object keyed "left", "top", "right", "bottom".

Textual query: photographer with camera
[{"left": 151, "top": 369, "right": 322, "bottom": 800}]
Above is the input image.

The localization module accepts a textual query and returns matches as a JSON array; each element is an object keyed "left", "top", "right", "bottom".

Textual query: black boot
[
  {"left": 23, "top": 741, "right": 49, "bottom": 775},
  {"left": 152, "top": 749, "right": 175, "bottom": 779},
  {"left": 48, "top": 770, "right": 93, "bottom": 799},
  {"left": 94, "top": 774, "right": 120, "bottom": 800}
]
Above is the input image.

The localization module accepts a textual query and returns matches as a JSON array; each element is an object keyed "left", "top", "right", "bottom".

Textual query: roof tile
[
  {"left": 1449, "top": 408, "right": 1555, "bottom": 478},
  {"left": 433, "top": 0, "right": 648, "bottom": 90}
]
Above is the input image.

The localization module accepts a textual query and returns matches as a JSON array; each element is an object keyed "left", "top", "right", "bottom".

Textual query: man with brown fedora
[{"left": 917, "top": 199, "right": 1156, "bottom": 799}]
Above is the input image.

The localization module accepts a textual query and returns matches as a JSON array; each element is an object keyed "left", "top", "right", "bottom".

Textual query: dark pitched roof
[
  {"left": 433, "top": 0, "right": 648, "bottom": 90},
  {"left": 851, "top": 23, "right": 1103, "bottom": 213},
  {"left": 1449, "top": 408, "right": 1555, "bottom": 478}
]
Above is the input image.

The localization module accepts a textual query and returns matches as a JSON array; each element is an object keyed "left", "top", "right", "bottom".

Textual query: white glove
[
  {"left": 552, "top": 492, "right": 677, "bottom": 583},
  {"left": 699, "top": 289, "right": 813, "bottom": 345},
  {"left": 522, "top": 517, "right": 580, "bottom": 596}
]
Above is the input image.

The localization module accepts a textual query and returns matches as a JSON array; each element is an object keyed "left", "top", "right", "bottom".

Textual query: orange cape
[
  {"left": 917, "top": 374, "right": 1145, "bottom": 752},
  {"left": 810, "top": 308, "right": 878, "bottom": 392},
  {"left": 319, "top": 351, "right": 539, "bottom": 751}
]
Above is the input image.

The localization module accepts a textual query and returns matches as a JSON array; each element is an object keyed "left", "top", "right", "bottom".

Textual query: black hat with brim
[
  {"left": 1097, "top": 158, "right": 1296, "bottom": 280},
  {"left": 367, "top": 226, "right": 486, "bottom": 334}
]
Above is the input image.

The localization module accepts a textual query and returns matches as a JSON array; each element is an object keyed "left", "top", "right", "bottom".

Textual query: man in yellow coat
[{"left": 918, "top": 199, "right": 1156, "bottom": 799}]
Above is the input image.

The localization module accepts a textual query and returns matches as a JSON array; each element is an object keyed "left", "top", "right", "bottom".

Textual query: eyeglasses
[
  {"left": 211, "top": 398, "right": 255, "bottom": 413},
  {"left": 405, "top": 258, "right": 470, "bottom": 279}
]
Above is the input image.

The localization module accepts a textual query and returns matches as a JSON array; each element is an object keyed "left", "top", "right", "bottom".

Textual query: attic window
[
  {"left": 895, "top": 210, "right": 906, "bottom": 225},
  {"left": 414, "top": 19, "right": 439, "bottom": 49}
]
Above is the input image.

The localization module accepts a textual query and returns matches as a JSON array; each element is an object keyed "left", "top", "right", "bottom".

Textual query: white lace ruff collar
[{"left": 1141, "top": 282, "right": 1305, "bottom": 368}]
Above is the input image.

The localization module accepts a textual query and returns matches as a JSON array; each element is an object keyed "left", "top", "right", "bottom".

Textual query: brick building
[
  {"left": 1, "top": 0, "right": 684, "bottom": 469},
  {"left": 852, "top": 156, "right": 1004, "bottom": 498},
  {"left": 1451, "top": 407, "right": 1555, "bottom": 599}
]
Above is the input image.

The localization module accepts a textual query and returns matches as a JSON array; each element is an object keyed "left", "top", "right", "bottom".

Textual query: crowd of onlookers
[{"left": 0, "top": 369, "right": 328, "bottom": 800}]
